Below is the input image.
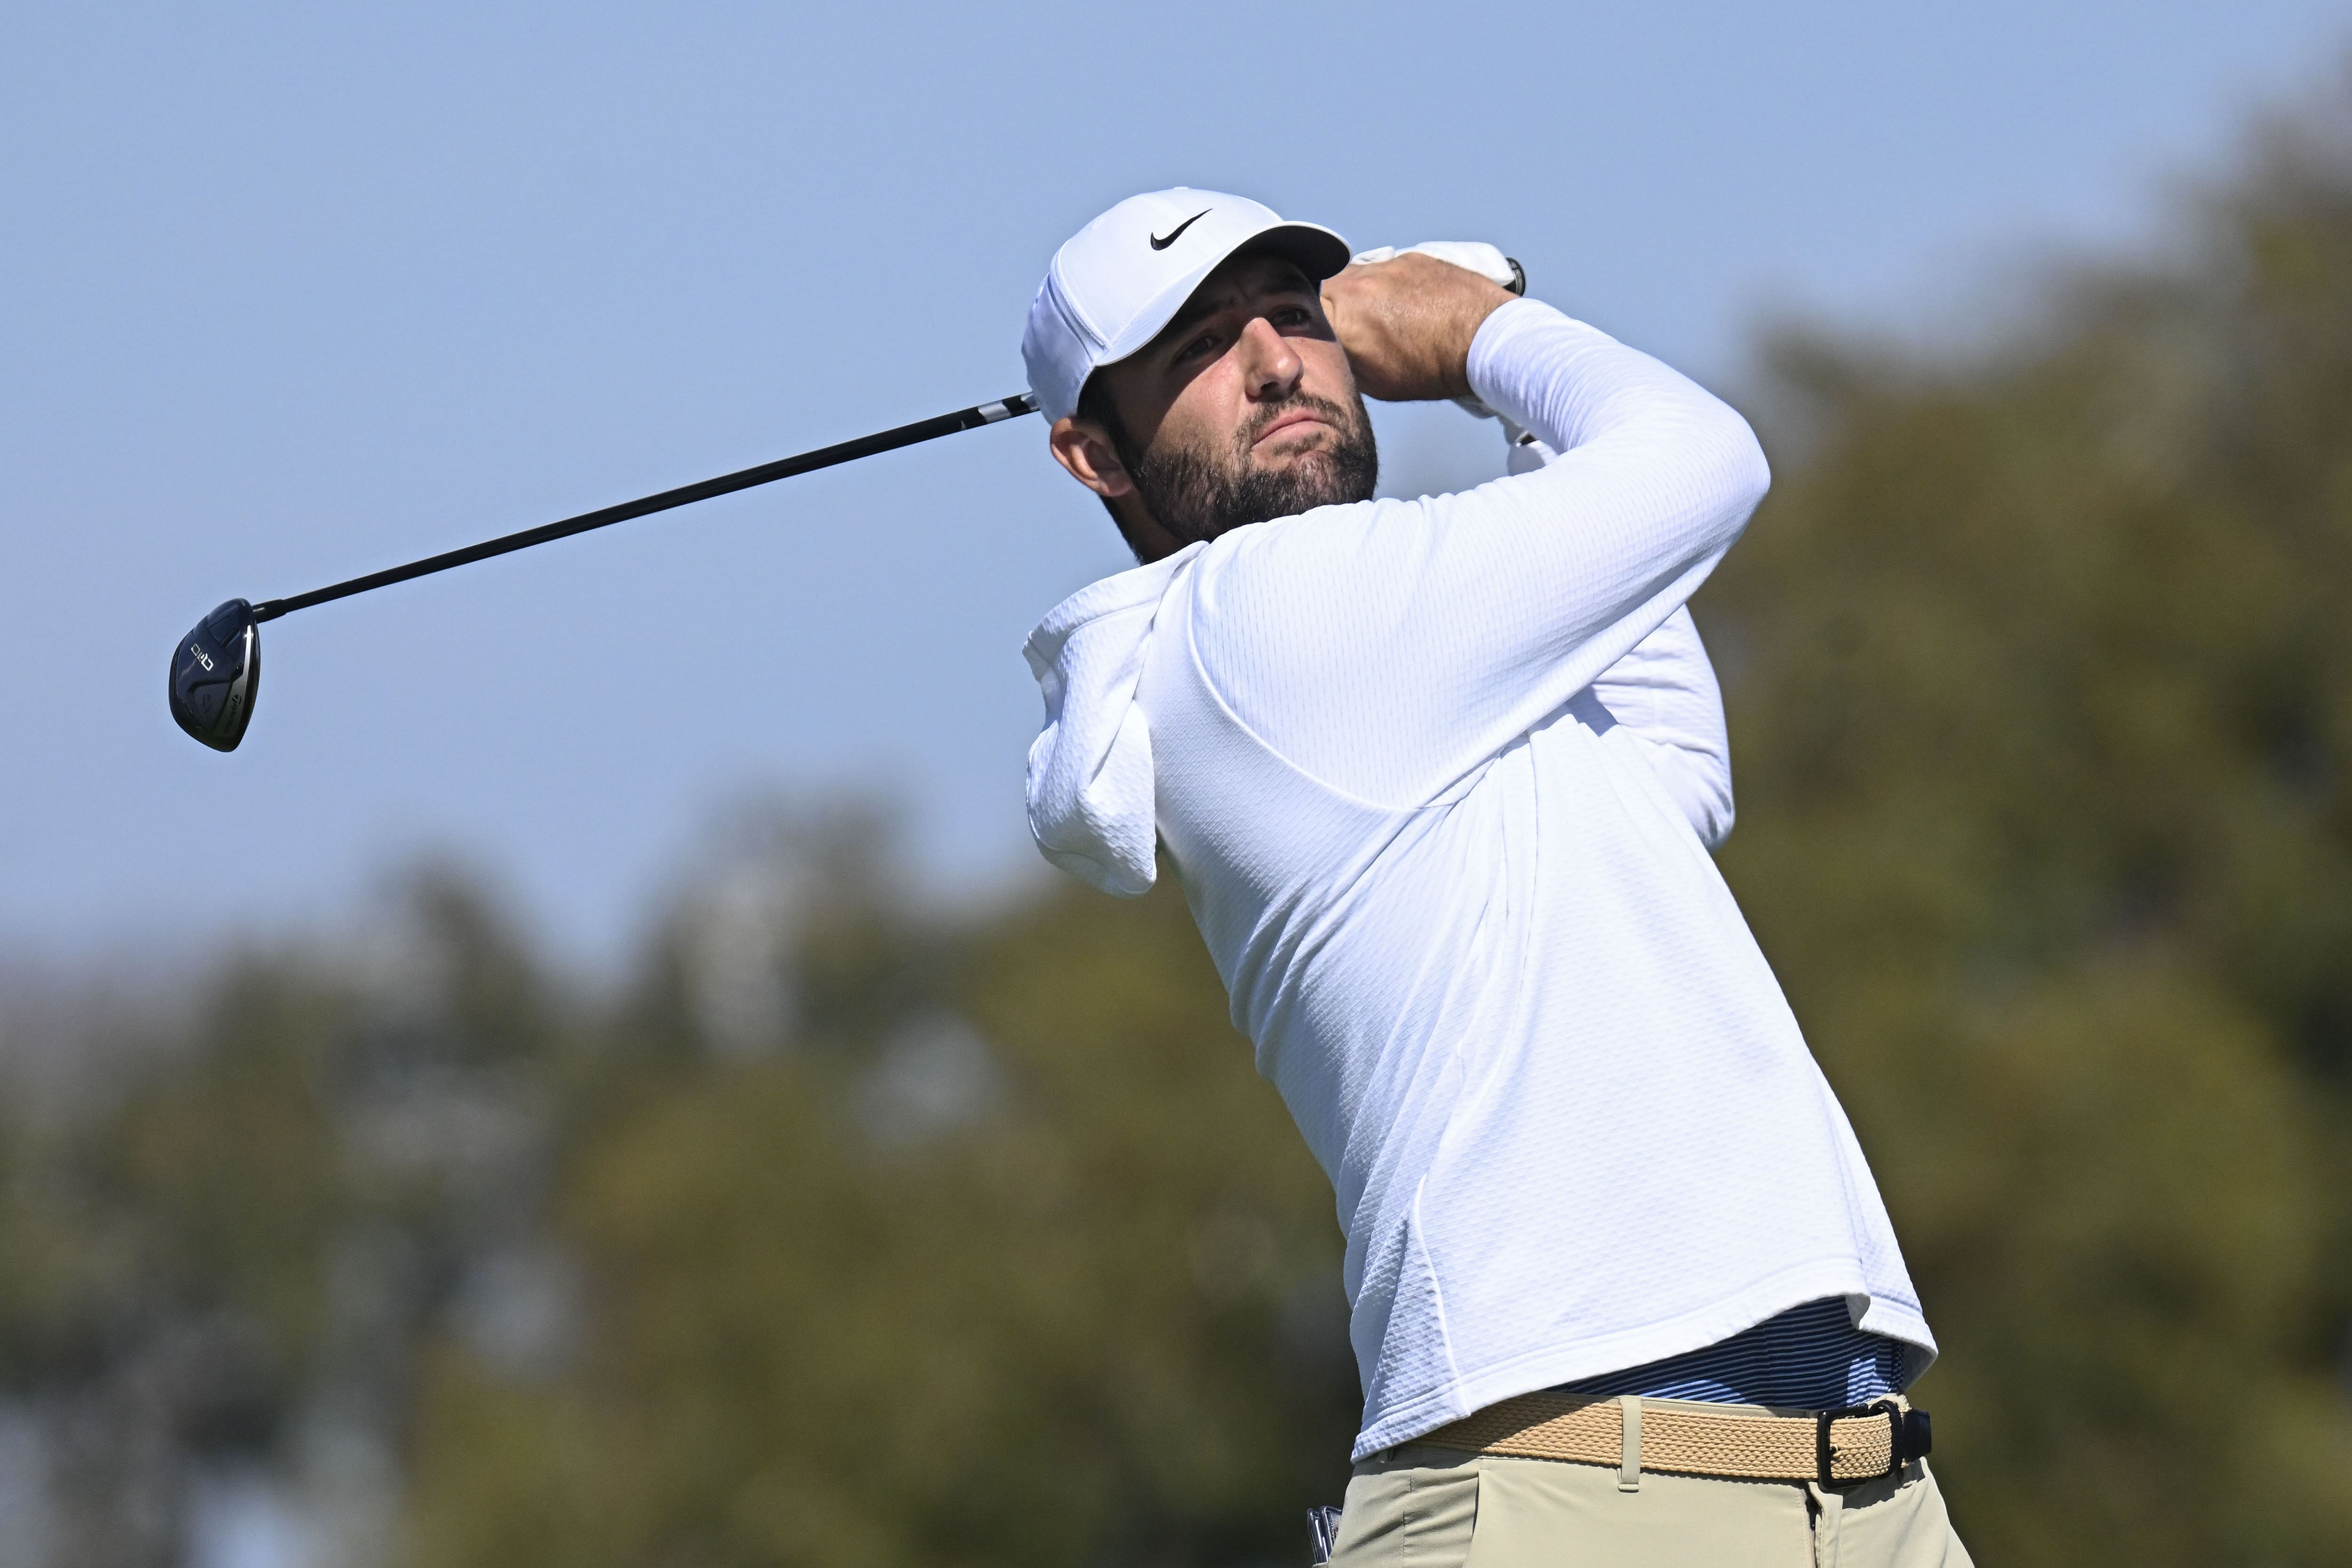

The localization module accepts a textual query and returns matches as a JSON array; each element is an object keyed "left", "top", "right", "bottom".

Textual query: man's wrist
[{"left": 1438, "top": 287, "right": 1516, "bottom": 401}]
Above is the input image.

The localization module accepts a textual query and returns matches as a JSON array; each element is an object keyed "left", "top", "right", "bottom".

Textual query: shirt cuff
[{"left": 1464, "top": 296, "right": 1608, "bottom": 452}]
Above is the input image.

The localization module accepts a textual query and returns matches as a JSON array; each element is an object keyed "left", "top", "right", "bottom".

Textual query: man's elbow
[
  {"left": 1640, "top": 738, "right": 1737, "bottom": 851},
  {"left": 1678, "top": 746, "right": 1737, "bottom": 850},
  {"left": 1714, "top": 410, "right": 1772, "bottom": 525}
]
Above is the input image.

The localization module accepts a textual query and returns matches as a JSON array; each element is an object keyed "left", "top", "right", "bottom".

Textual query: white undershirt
[{"left": 1022, "top": 297, "right": 1933, "bottom": 1460}]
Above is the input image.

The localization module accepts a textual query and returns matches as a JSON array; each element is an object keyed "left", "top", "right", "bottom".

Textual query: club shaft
[{"left": 250, "top": 392, "right": 1040, "bottom": 622}]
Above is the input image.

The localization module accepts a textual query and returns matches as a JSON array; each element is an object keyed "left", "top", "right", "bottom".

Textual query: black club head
[{"left": 169, "top": 599, "right": 262, "bottom": 752}]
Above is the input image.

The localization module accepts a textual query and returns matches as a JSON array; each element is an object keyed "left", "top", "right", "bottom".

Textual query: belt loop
[{"left": 1617, "top": 1395, "right": 1643, "bottom": 1492}]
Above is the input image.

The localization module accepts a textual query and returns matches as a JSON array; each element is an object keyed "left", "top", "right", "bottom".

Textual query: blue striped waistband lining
[{"left": 1554, "top": 1297, "right": 1909, "bottom": 1409}]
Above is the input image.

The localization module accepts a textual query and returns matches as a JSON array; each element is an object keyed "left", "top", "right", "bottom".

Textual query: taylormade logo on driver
[{"left": 1020, "top": 188, "right": 1964, "bottom": 1567}]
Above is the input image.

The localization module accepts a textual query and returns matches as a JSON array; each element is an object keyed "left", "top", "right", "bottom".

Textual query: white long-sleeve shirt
[{"left": 1022, "top": 297, "right": 1932, "bottom": 1460}]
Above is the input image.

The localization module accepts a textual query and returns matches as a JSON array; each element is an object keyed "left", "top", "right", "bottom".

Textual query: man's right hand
[{"left": 1321, "top": 252, "right": 1517, "bottom": 404}]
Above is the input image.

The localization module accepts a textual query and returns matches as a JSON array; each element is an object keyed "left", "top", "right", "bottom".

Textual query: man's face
[{"left": 1050, "top": 250, "right": 1377, "bottom": 557}]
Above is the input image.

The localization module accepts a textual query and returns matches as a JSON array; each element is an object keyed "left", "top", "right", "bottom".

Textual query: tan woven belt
[{"left": 1419, "top": 1392, "right": 1932, "bottom": 1488}]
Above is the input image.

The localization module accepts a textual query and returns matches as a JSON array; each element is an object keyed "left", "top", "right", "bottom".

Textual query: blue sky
[{"left": 6, "top": 0, "right": 2346, "bottom": 969}]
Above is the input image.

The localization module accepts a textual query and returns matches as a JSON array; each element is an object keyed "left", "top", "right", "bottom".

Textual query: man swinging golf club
[{"left": 1018, "top": 189, "right": 1973, "bottom": 1566}]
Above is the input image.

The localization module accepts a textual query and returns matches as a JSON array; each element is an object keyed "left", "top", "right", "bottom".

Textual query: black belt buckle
[{"left": 1815, "top": 1399, "right": 1932, "bottom": 1487}]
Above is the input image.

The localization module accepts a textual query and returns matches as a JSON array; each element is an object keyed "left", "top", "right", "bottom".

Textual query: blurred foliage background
[{"left": 6, "top": 77, "right": 2352, "bottom": 1568}]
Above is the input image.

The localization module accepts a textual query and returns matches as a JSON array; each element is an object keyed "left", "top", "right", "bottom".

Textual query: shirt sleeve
[{"left": 1183, "top": 297, "right": 1769, "bottom": 809}]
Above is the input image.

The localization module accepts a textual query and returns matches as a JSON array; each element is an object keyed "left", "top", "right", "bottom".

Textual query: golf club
[{"left": 169, "top": 392, "right": 1039, "bottom": 752}]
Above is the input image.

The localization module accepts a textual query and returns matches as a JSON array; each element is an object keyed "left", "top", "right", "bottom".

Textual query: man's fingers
[{"left": 1351, "top": 241, "right": 1522, "bottom": 294}]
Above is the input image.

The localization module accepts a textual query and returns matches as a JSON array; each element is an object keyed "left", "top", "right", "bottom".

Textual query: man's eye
[{"left": 1177, "top": 333, "right": 1221, "bottom": 362}]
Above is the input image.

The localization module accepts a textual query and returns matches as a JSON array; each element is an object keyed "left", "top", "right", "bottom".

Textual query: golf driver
[{"left": 169, "top": 393, "right": 1039, "bottom": 751}]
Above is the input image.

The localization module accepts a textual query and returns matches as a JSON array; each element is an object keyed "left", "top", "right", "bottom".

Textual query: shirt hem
[{"left": 1348, "top": 1259, "right": 1935, "bottom": 1461}]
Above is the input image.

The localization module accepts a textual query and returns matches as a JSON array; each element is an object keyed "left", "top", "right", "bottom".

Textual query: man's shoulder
[
  {"left": 1022, "top": 542, "right": 1205, "bottom": 675},
  {"left": 1189, "top": 494, "right": 1436, "bottom": 605}
]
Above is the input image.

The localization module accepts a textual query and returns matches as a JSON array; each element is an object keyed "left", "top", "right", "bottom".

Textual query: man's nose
[{"left": 1235, "top": 316, "right": 1303, "bottom": 401}]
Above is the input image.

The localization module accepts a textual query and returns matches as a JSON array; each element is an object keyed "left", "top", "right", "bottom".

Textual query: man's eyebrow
[
  {"left": 1158, "top": 288, "right": 1235, "bottom": 343},
  {"left": 1153, "top": 263, "right": 1317, "bottom": 350}
]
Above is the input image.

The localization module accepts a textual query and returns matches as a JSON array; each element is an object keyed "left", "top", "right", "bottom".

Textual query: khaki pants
[{"left": 1331, "top": 1402, "right": 1972, "bottom": 1568}]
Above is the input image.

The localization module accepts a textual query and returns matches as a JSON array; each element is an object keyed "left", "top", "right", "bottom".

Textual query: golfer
[{"left": 1018, "top": 189, "right": 1971, "bottom": 1566}]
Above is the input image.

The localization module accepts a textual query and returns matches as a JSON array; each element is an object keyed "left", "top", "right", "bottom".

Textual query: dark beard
[{"left": 1115, "top": 391, "right": 1379, "bottom": 548}]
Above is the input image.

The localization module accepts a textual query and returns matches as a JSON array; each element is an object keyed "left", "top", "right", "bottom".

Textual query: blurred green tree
[{"left": 405, "top": 835, "right": 1355, "bottom": 1568}]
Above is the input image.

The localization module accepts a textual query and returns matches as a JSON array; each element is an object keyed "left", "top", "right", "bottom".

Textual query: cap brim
[
  {"left": 1096, "top": 219, "right": 1354, "bottom": 370},
  {"left": 1239, "top": 221, "right": 1354, "bottom": 283}
]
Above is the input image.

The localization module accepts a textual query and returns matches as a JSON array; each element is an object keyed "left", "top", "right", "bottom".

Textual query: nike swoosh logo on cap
[{"left": 1149, "top": 210, "right": 1211, "bottom": 250}]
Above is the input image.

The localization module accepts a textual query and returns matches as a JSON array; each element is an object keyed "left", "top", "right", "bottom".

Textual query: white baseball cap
[{"left": 1021, "top": 188, "right": 1351, "bottom": 424}]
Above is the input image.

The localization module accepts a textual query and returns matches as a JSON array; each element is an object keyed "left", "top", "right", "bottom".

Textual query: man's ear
[{"left": 1049, "top": 417, "right": 1136, "bottom": 499}]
